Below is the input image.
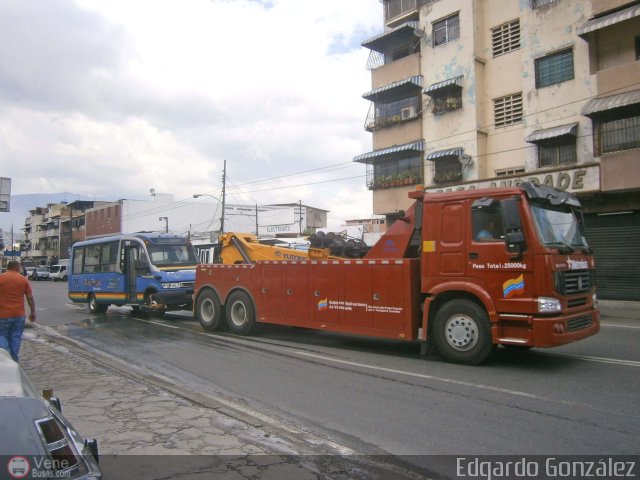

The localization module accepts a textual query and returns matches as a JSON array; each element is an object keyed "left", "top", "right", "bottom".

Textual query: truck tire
[
  {"left": 196, "top": 289, "right": 224, "bottom": 331},
  {"left": 433, "top": 299, "right": 493, "bottom": 365},
  {"left": 225, "top": 291, "right": 256, "bottom": 335},
  {"left": 88, "top": 294, "right": 108, "bottom": 314}
]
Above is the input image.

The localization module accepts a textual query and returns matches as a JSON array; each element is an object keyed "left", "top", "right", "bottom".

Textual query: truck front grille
[
  {"left": 555, "top": 270, "right": 593, "bottom": 295},
  {"left": 567, "top": 315, "right": 592, "bottom": 332}
]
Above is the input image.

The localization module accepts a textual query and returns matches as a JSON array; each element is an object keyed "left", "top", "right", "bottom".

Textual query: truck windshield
[
  {"left": 531, "top": 203, "right": 590, "bottom": 252},
  {"left": 147, "top": 244, "right": 198, "bottom": 267}
]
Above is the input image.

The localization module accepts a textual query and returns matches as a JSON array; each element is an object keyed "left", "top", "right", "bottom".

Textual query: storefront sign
[{"left": 425, "top": 165, "right": 600, "bottom": 194}]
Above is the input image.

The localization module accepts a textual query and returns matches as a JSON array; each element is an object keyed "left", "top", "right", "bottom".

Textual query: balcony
[{"left": 384, "top": 0, "right": 433, "bottom": 27}]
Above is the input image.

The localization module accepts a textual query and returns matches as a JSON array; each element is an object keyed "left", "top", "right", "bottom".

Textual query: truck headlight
[
  {"left": 538, "top": 297, "right": 561, "bottom": 313},
  {"left": 162, "top": 282, "right": 182, "bottom": 289},
  {"left": 592, "top": 292, "right": 598, "bottom": 308}
]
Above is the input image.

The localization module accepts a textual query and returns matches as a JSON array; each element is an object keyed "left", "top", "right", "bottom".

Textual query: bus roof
[{"left": 71, "top": 233, "right": 189, "bottom": 248}]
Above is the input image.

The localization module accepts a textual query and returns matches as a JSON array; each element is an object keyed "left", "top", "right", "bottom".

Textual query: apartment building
[{"left": 356, "top": 0, "right": 640, "bottom": 300}]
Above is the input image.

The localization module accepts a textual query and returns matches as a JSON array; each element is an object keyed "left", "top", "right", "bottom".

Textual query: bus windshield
[
  {"left": 147, "top": 244, "right": 198, "bottom": 267},
  {"left": 531, "top": 203, "right": 590, "bottom": 252}
]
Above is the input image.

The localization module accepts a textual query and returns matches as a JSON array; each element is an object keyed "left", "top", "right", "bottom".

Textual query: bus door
[{"left": 122, "top": 241, "right": 141, "bottom": 304}]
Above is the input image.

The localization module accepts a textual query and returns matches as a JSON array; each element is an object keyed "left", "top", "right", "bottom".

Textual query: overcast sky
[{"left": 0, "top": 0, "right": 381, "bottom": 230}]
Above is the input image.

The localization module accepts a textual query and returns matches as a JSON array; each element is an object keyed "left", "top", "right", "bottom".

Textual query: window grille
[
  {"left": 538, "top": 137, "right": 577, "bottom": 167},
  {"left": 367, "top": 155, "right": 423, "bottom": 190},
  {"left": 494, "top": 93, "right": 523, "bottom": 127},
  {"left": 432, "top": 90, "right": 462, "bottom": 114},
  {"left": 496, "top": 167, "right": 525, "bottom": 177},
  {"left": 531, "top": 0, "right": 558, "bottom": 8},
  {"left": 432, "top": 14, "right": 460, "bottom": 47},
  {"left": 431, "top": 156, "right": 462, "bottom": 184},
  {"left": 492, "top": 20, "right": 520, "bottom": 57},
  {"left": 535, "top": 49, "right": 574, "bottom": 88},
  {"left": 599, "top": 115, "right": 640, "bottom": 154}
]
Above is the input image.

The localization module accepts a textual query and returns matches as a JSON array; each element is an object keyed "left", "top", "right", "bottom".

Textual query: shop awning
[
  {"left": 577, "top": 4, "right": 640, "bottom": 37},
  {"left": 525, "top": 122, "right": 579, "bottom": 143},
  {"left": 353, "top": 140, "right": 424, "bottom": 164},
  {"left": 423, "top": 76, "right": 464, "bottom": 96},
  {"left": 581, "top": 89, "right": 640, "bottom": 116},
  {"left": 426, "top": 147, "right": 463, "bottom": 160},
  {"left": 362, "top": 21, "right": 421, "bottom": 53},
  {"left": 362, "top": 76, "right": 423, "bottom": 103}
]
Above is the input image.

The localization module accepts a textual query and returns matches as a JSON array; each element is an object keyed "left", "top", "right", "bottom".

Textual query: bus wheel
[
  {"left": 88, "top": 294, "right": 108, "bottom": 314},
  {"left": 145, "top": 291, "right": 165, "bottom": 318},
  {"left": 196, "top": 290, "right": 224, "bottom": 331},
  {"left": 433, "top": 299, "right": 493, "bottom": 365},
  {"left": 225, "top": 291, "right": 256, "bottom": 335}
]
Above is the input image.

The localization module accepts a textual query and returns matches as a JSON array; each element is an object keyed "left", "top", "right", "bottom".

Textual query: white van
[{"left": 49, "top": 263, "right": 68, "bottom": 281}]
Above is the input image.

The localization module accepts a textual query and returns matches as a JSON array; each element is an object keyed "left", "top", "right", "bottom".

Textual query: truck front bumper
[{"left": 494, "top": 308, "right": 600, "bottom": 348}]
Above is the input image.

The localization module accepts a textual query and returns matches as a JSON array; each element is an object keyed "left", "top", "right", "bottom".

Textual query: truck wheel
[
  {"left": 196, "top": 290, "right": 224, "bottom": 331},
  {"left": 433, "top": 299, "right": 493, "bottom": 365},
  {"left": 225, "top": 291, "right": 256, "bottom": 335},
  {"left": 88, "top": 294, "right": 108, "bottom": 314}
]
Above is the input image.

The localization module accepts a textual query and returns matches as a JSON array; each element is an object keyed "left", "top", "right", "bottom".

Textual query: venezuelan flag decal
[
  {"left": 503, "top": 274, "right": 525, "bottom": 298},
  {"left": 318, "top": 298, "right": 328, "bottom": 311}
]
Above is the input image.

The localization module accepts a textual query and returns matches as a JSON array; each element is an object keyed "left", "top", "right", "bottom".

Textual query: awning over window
[
  {"left": 426, "top": 147, "right": 463, "bottom": 160},
  {"left": 423, "top": 76, "right": 464, "bottom": 96},
  {"left": 525, "top": 122, "right": 579, "bottom": 143},
  {"left": 362, "top": 21, "right": 421, "bottom": 53},
  {"left": 577, "top": 4, "right": 640, "bottom": 37},
  {"left": 353, "top": 140, "right": 424, "bottom": 164},
  {"left": 362, "top": 76, "right": 423, "bottom": 103},
  {"left": 581, "top": 89, "right": 640, "bottom": 116}
]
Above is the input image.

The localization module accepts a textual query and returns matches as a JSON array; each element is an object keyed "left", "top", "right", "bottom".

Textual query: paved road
[{"left": 28, "top": 281, "right": 640, "bottom": 474}]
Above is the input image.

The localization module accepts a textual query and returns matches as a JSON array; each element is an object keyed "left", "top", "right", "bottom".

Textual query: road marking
[
  {"left": 294, "top": 351, "right": 546, "bottom": 400},
  {"left": 131, "top": 318, "right": 180, "bottom": 329},
  {"left": 601, "top": 322, "right": 640, "bottom": 330},
  {"left": 540, "top": 352, "right": 640, "bottom": 367}
]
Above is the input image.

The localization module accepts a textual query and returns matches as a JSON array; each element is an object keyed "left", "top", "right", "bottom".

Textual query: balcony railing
[
  {"left": 365, "top": 97, "right": 422, "bottom": 131},
  {"left": 385, "top": 0, "right": 434, "bottom": 23}
]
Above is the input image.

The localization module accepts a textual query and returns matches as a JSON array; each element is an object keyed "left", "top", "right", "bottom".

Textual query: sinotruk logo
[{"left": 7, "top": 456, "right": 30, "bottom": 479}]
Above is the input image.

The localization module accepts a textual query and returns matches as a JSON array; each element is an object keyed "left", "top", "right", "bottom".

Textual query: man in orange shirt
[{"left": 0, "top": 260, "right": 37, "bottom": 362}]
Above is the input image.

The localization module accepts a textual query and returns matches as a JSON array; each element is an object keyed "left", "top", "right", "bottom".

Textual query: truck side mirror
[{"left": 500, "top": 198, "right": 526, "bottom": 255}]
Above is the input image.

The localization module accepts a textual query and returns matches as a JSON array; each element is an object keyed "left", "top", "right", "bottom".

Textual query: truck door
[{"left": 468, "top": 197, "right": 533, "bottom": 314}]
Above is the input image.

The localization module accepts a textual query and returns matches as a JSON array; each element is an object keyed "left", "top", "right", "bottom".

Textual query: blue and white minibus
[{"left": 68, "top": 233, "right": 197, "bottom": 315}]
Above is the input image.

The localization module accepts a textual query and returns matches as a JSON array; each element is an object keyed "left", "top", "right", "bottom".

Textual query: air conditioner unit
[{"left": 400, "top": 106, "right": 416, "bottom": 120}]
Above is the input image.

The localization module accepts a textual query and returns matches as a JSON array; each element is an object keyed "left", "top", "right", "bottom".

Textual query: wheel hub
[{"left": 445, "top": 315, "right": 478, "bottom": 351}]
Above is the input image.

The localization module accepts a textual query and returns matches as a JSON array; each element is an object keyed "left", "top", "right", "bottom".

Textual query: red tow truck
[{"left": 194, "top": 182, "right": 599, "bottom": 364}]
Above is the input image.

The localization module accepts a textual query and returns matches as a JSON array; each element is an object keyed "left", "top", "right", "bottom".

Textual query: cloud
[{"left": 0, "top": 0, "right": 380, "bottom": 232}]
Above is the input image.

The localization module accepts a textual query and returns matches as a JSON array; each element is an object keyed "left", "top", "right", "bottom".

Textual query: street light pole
[
  {"left": 220, "top": 159, "right": 226, "bottom": 233},
  {"left": 159, "top": 216, "right": 168, "bottom": 233}
]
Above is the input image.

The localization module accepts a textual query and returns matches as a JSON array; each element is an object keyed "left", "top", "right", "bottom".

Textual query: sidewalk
[{"left": 19, "top": 328, "right": 425, "bottom": 480}]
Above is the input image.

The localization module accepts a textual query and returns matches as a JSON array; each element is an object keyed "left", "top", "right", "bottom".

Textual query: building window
[
  {"left": 432, "top": 14, "right": 459, "bottom": 47},
  {"left": 432, "top": 157, "right": 462, "bottom": 184},
  {"left": 531, "top": 0, "right": 558, "bottom": 8},
  {"left": 494, "top": 93, "right": 523, "bottom": 127},
  {"left": 368, "top": 156, "right": 423, "bottom": 190},
  {"left": 496, "top": 167, "right": 525, "bottom": 177},
  {"left": 432, "top": 89, "right": 462, "bottom": 114},
  {"left": 492, "top": 19, "right": 520, "bottom": 57},
  {"left": 596, "top": 113, "right": 640, "bottom": 155},
  {"left": 538, "top": 137, "right": 577, "bottom": 167},
  {"left": 535, "top": 49, "right": 574, "bottom": 88}
]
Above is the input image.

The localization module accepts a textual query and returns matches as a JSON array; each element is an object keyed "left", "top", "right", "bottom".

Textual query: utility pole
[
  {"left": 159, "top": 216, "right": 168, "bottom": 233},
  {"left": 255, "top": 203, "right": 259, "bottom": 236},
  {"left": 220, "top": 159, "right": 226, "bottom": 233},
  {"left": 299, "top": 200, "right": 303, "bottom": 235}
]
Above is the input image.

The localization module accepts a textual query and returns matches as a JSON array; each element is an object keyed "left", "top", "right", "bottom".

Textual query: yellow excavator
[{"left": 217, "top": 231, "right": 369, "bottom": 264}]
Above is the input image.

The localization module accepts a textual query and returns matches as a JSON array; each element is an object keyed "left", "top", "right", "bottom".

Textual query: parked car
[
  {"left": 0, "top": 349, "right": 102, "bottom": 479},
  {"left": 49, "top": 264, "right": 68, "bottom": 282},
  {"left": 30, "top": 266, "right": 50, "bottom": 281},
  {"left": 24, "top": 266, "right": 36, "bottom": 278}
]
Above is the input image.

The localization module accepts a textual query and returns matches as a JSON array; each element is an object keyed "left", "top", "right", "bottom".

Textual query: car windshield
[
  {"left": 147, "top": 244, "right": 198, "bottom": 267},
  {"left": 36, "top": 267, "right": 48, "bottom": 272},
  {"left": 50, "top": 266, "right": 60, "bottom": 273},
  {"left": 531, "top": 202, "right": 590, "bottom": 251}
]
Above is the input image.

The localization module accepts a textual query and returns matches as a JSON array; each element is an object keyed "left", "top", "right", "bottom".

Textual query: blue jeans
[{"left": 0, "top": 316, "right": 26, "bottom": 363}]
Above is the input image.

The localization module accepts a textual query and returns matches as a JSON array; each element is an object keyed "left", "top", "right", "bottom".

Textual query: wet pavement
[{"left": 19, "top": 325, "right": 427, "bottom": 480}]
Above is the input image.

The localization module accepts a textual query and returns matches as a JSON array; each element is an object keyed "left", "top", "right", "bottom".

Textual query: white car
[{"left": 49, "top": 265, "right": 68, "bottom": 282}]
